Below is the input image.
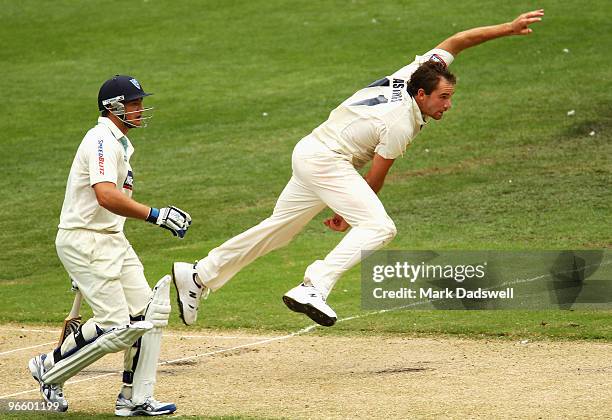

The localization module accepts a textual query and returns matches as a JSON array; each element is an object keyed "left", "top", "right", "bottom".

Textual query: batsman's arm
[
  {"left": 436, "top": 9, "right": 544, "bottom": 56},
  {"left": 93, "top": 182, "right": 150, "bottom": 219},
  {"left": 93, "top": 182, "right": 192, "bottom": 238}
]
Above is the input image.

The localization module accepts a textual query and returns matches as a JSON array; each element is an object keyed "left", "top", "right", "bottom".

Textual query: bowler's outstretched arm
[{"left": 436, "top": 9, "right": 544, "bottom": 56}]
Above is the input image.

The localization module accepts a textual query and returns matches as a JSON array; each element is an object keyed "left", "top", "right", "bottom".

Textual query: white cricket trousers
[
  {"left": 196, "top": 136, "right": 396, "bottom": 298},
  {"left": 56, "top": 229, "right": 152, "bottom": 330}
]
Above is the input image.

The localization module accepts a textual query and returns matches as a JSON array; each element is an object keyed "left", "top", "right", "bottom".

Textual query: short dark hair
[{"left": 406, "top": 61, "right": 456, "bottom": 96}]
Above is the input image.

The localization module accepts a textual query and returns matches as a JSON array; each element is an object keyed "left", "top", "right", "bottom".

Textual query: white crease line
[
  {"left": 0, "top": 341, "right": 57, "bottom": 357},
  {"left": 0, "top": 328, "right": 60, "bottom": 334},
  {"left": 161, "top": 325, "right": 318, "bottom": 365},
  {"left": 164, "top": 333, "right": 276, "bottom": 340},
  {"left": 0, "top": 325, "right": 318, "bottom": 399},
  {"left": 0, "top": 327, "right": 273, "bottom": 341},
  {"left": 0, "top": 331, "right": 268, "bottom": 363},
  {"left": 0, "top": 388, "right": 42, "bottom": 399}
]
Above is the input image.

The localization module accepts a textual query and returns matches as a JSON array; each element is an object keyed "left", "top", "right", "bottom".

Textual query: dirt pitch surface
[{"left": 1, "top": 324, "right": 610, "bottom": 419}]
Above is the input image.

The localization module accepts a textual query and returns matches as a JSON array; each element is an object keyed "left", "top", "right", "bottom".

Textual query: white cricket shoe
[
  {"left": 283, "top": 283, "right": 337, "bottom": 327},
  {"left": 172, "top": 262, "right": 209, "bottom": 326},
  {"left": 115, "top": 393, "right": 177, "bottom": 416},
  {"left": 28, "top": 354, "right": 68, "bottom": 412}
]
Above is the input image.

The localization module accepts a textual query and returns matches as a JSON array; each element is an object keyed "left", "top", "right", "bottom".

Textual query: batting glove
[{"left": 147, "top": 206, "right": 192, "bottom": 238}]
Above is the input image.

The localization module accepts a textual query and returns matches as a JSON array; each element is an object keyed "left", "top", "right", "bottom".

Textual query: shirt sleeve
[
  {"left": 87, "top": 136, "right": 119, "bottom": 186},
  {"left": 390, "top": 48, "right": 455, "bottom": 81},
  {"left": 374, "top": 119, "right": 409, "bottom": 160}
]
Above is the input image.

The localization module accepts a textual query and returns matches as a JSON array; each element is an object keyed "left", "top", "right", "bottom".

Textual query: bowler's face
[{"left": 419, "top": 78, "right": 455, "bottom": 120}]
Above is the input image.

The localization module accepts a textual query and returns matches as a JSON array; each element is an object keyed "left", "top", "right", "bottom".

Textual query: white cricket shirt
[
  {"left": 311, "top": 48, "right": 454, "bottom": 168},
  {"left": 58, "top": 117, "right": 135, "bottom": 233}
]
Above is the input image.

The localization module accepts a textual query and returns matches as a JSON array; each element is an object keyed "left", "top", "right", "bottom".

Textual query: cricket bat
[{"left": 58, "top": 283, "right": 83, "bottom": 346}]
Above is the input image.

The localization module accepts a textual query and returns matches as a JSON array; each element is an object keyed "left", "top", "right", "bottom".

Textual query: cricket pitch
[{"left": 1, "top": 325, "right": 610, "bottom": 419}]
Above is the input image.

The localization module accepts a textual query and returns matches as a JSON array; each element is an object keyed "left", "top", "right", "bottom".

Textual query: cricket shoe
[
  {"left": 115, "top": 393, "right": 177, "bottom": 416},
  {"left": 28, "top": 354, "right": 68, "bottom": 412},
  {"left": 283, "top": 283, "right": 337, "bottom": 327},
  {"left": 172, "top": 262, "right": 209, "bottom": 326}
]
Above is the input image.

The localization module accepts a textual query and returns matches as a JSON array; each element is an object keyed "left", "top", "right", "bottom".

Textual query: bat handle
[
  {"left": 58, "top": 290, "right": 84, "bottom": 347},
  {"left": 68, "top": 291, "right": 83, "bottom": 319}
]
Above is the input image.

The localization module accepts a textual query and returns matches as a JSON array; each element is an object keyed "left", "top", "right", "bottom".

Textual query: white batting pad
[
  {"left": 132, "top": 275, "right": 171, "bottom": 404},
  {"left": 43, "top": 321, "right": 153, "bottom": 384}
]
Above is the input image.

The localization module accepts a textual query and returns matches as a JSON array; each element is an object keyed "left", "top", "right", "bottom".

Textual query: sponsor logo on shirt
[
  {"left": 97, "top": 138, "right": 105, "bottom": 175},
  {"left": 391, "top": 78, "right": 405, "bottom": 102},
  {"left": 123, "top": 170, "right": 134, "bottom": 190}
]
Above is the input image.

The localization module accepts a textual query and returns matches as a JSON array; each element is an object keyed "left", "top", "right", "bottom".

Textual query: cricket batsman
[
  {"left": 28, "top": 75, "right": 191, "bottom": 415},
  {"left": 173, "top": 10, "right": 544, "bottom": 327}
]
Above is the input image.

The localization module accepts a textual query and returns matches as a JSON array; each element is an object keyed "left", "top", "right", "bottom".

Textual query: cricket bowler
[
  {"left": 28, "top": 75, "right": 191, "bottom": 415},
  {"left": 173, "top": 10, "right": 544, "bottom": 327}
]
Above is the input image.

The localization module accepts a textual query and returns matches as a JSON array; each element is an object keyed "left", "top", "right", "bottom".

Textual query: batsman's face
[
  {"left": 124, "top": 98, "right": 144, "bottom": 127},
  {"left": 418, "top": 78, "right": 455, "bottom": 120}
]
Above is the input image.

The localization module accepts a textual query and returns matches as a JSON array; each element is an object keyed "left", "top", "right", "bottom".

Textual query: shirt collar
[
  {"left": 409, "top": 96, "right": 428, "bottom": 126},
  {"left": 98, "top": 116, "right": 126, "bottom": 140},
  {"left": 97, "top": 116, "right": 134, "bottom": 158}
]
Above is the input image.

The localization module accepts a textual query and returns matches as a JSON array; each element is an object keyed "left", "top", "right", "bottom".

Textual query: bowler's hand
[
  {"left": 509, "top": 9, "right": 544, "bottom": 35},
  {"left": 324, "top": 213, "right": 350, "bottom": 232}
]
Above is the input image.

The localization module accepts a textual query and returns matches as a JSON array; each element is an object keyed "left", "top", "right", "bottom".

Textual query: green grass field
[{"left": 0, "top": 0, "right": 610, "bottom": 341}]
